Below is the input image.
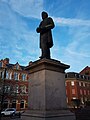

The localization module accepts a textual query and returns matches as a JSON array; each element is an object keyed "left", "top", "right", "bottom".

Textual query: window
[
  {"left": 6, "top": 71, "right": 9, "bottom": 79},
  {"left": 75, "top": 74, "right": 77, "bottom": 77},
  {"left": 88, "top": 90, "right": 90, "bottom": 95},
  {"left": 20, "top": 100, "right": 25, "bottom": 108},
  {"left": 72, "top": 89, "right": 75, "bottom": 94},
  {"left": 1, "top": 71, "right": 5, "bottom": 79},
  {"left": 84, "top": 90, "right": 86, "bottom": 95},
  {"left": 16, "top": 64, "right": 19, "bottom": 69},
  {"left": 81, "top": 75, "right": 83, "bottom": 79},
  {"left": 21, "top": 86, "right": 26, "bottom": 93},
  {"left": 9, "top": 72, "right": 12, "bottom": 79},
  {"left": 79, "top": 82, "right": 81, "bottom": 86},
  {"left": 14, "top": 72, "right": 19, "bottom": 80},
  {"left": 12, "top": 100, "right": 16, "bottom": 108},
  {"left": 14, "top": 85, "right": 19, "bottom": 93},
  {"left": 16, "top": 85, "right": 19, "bottom": 93},
  {"left": 4, "top": 86, "right": 11, "bottom": 93},
  {"left": 80, "top": 89, "right": 83, "bottom": 95},
  {"left": 79, "top": 75, "right": 81, "bottom": 78},
  {"left": 3, "top": 100, "right": 8, "bottom": 109},
  {"left": 0, "top": 62, "right": 2, "bottom": 67},
  {"left": 22, "top": 74, "right": 26, "bottom": 81},
  {"left": 76, "top": 74, "right": 79, "bottom": 78},
  {"left": 83, "top": 82, "right": 85, "bottom": 87},
  {"left": 71, "top": 81, "right": 74, "bottom": 86}
]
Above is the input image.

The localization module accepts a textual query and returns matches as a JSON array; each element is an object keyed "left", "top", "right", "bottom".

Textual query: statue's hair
[{"left": 42, "top": 11, "right": 48, "bottom": 17}]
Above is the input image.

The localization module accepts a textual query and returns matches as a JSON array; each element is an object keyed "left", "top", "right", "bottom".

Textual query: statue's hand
[
  {"left": 40, "top": 27, "right": 47, "bottom": 33},
  {"left": 36, "top": 27, "right": 48, "bottom": 33},
  {"left": 36, "top": 27, "right": 41, "bottom": 33}
]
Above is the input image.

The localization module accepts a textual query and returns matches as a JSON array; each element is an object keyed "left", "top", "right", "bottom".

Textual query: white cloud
[
  {"left": 52, "top": 16, "right": 90, "bottom": 72},
  {"left": 53, "top": 17, "right": 90, "bottom": 27},
  {"left": 0, "top": 1, "right": 40, "bottom": 64},
  {"left": 8, "top": 0, "right": 43, "bottom": 18},
  {"left": 61, "top": 26, "right": 90, "bottom": 72},
  {"left": 0, "top": 0, "right": 90, "bottom": 72}
]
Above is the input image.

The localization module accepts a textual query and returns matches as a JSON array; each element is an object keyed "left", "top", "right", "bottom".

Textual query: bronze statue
[{"left": 36, "top": 11, "right": 55, "bottom": 59}]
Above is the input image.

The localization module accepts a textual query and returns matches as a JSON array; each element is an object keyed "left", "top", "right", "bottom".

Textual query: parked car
[{"left": 1, "top": 108, "right": 16, "bottom": 116}]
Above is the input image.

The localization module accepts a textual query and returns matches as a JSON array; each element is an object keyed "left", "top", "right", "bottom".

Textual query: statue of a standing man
[{"left": 36, "top": 11, "right": 55, "bottom": 59}]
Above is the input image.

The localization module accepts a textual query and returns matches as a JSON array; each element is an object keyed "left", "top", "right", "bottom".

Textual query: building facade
[
  {"left": 0, "top": 58, "right": 29, "bottom": 111},
  {"left": 80, "top": 66, "right": 90, "bottom": 75},
  {"left": 1, "top": 58, "right": 90, "bottom": 110},
  {"left": 65, "top": 69, "right": 90, "bottom": 108}
]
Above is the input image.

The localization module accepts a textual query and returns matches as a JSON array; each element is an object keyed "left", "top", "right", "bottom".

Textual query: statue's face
[{"left": 42, "top": 12, "right": 48, "bottom": 20}]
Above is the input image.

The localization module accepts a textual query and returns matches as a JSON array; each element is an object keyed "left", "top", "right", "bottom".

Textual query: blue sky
[{"left": 0, "top": 0, "right": 90, "bottom": 72}]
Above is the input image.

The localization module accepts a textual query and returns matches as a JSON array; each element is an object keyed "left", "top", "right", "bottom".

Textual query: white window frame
[
  {"left": 84, "top": 90, "right": 86, "bottom": 95},
  {"left": 83, "top": 82, "right": 85, "bottom": 87},
  {"left": 14, "top": 72, "right": 19, "bottom": 80},
  {"left": 72, "top": 88, "right": 75, "bottom": 94},
  {"left": 6, "top": 71, "right": 9, "bottom": 79},
  {"left": 71, "top": 81, "right": 74, "bottom": 86},
  {"left": 9, "top": 72, "right": 12, "bottom": 79},
  {"left": 79, "top": 82, "right": 81, "bottom": 86},
  {"left": 21, "top": 86, "right": 27, "bottom": 93},
  {"left": 20, "top": 100, "right": 25, "bottom": 109},
  {"left": 22, "top": 74, "right": 26, "bottom": 81}
]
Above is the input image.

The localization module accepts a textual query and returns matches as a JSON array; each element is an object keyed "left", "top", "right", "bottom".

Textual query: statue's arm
[
  {"left": 39, "top": 18, "right": 55, "bottom": 32},
  {"left": 36, "top": 18, "right": 55, "bottom": 33},
  {"left": 36, "top": 27, "right": 41, "bottom": 33},
  {"left": 36, "top": 25, "right": 46, "bottom": 33},
  {"left": 36, "top": 22, "right": 42, "bottom": 33},
  {"left": 45, "top": 17, "right": 55, "bottom": 30}
]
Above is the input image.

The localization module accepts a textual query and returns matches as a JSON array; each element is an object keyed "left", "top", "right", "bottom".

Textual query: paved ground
[
  {"left": 1, "top": 108, "right": 90, "bottom": 120},
  {"left": 1, "top": 116, "right": 22, "bottom": 120}
]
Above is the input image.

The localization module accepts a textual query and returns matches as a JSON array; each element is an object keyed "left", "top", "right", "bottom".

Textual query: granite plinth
[
  {"left": 23, "top": 58, "right": 75, "bottom": 120},
  {"left": 22, "top": 110, "right": 75, "bottom": 120}
]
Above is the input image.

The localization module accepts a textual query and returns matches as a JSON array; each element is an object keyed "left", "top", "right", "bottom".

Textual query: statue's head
[{"left": 42, "top": 11, "right": 48, "bottom": 20}]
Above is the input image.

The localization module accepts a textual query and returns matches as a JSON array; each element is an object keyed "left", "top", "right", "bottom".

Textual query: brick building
[
  {"left": 0, "top": 58, "right": 29, "bottom": 111},
  {"left": 1, "top": 58, "right": 90, "bottom": 110},
  {"left": 80, "top": 66, "right": 90, "bottom": 75},
  {"left": 65, "top": 67, "right": 90, "bottom": 108}
]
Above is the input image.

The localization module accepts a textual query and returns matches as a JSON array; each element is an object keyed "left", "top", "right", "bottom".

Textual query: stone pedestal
[{"left": 22, "top": 58, "right": 75, "bottom": 120}]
